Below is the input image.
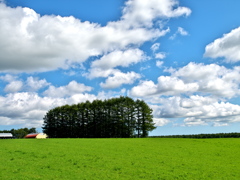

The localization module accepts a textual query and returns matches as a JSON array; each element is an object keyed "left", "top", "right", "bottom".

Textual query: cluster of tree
[
  {"left": 0, "top": 127, "right": 37, "bottom": 138},
  {"left": 42, "top": 96, "right": 156, "bottom": 138},
  {"left": 151, "top": 132, "right": 240, "bottom": 138}
]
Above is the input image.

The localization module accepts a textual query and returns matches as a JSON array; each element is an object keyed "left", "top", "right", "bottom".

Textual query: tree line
[
  {"left": 0, "top": 127, "right": 37, "bottom": 138},
  {"left": 42, "top": 96, "right": 156, "bottom": 138},
  {"left": 150, "top": 132, "right": 240, "bottom": 138}
]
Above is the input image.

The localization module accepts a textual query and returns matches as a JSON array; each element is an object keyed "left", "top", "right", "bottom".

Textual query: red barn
[{"left": 25, "top": 133, "right": 48, "bottom": 139}]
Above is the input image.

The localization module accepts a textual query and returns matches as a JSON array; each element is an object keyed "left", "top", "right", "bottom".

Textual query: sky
[{"left": 1, "top": 0, "right": 240, "bottom": 135}]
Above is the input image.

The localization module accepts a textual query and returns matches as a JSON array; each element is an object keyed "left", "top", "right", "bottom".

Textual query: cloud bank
[{"left": 0, "top": 0, "right": 190, "bottom": 72}]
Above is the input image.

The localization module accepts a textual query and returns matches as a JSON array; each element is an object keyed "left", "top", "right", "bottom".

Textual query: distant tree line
[
  {"left": 0, "top": 127, "right": 37, "bottom": 138},
  {"left": 150, "top": 132, "right": 240, "bottom": 138},
  {"left": 42, "top": 96, "right": 156, "bottom": 138}
]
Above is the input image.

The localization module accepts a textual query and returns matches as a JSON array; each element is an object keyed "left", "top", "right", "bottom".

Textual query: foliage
[
  {"left": 0, "top": 128, "right": 37, "bottom": 138},
  {"left": 1, "top": 138, "right": 240, "bottom": 179},
  {"left": 42, "top": 96, "right": 155, "bottom": 138},
  {"left": 151, "top": 132, "right": 240, "bottom": 138}
]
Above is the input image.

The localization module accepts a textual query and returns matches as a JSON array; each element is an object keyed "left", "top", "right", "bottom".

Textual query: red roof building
[{"left": 25, "top": 133, "right": 48, "bottom": 139}]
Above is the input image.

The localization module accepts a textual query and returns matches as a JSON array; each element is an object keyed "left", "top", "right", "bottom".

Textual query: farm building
[
  {"left": 25, "top": 133, "right": 48, "bottom": 139},
  {"left": 0, "top": 133, "right": 13, "bottom": 139}
]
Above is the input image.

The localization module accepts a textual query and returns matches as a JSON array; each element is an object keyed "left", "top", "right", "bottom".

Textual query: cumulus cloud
[
  {"left": 150, "top": 95, "right": 240, "bottom": 126},
  {"left": 130, "top": 76, "right": 199, "bottom": 97},
  {"left": 0, "top": 74, "right": 17, "bottom": 82},
  {"left": 130, "top": 80, "right": 158, "bottom": 97},
  {"left": 153, "top": 118, "right": 170, "bottom": 126},
  {"left": 156, "top": 61, "right": 164, "bottom": 68},
  {"left": 87, "top": 68, "right": 120, "bottom": 79},
  {"left": 100, "top": 71, "right": 141, "bottom": 89},
  {"left": 0, "top": 0, "right": 190, "bottom": 72},
  {"left": 130, "top": 62, "right": 240, "bottom": 98},
  {"left": 0, "top": 92, "right": 62, "bottom": 127},
  {"left": 43, "top": 81, "right": 93, "bottom": 98},
  {"left": 204, "top": 27, "right": 240, "bottom": 62},
  {"left": 1, "top": 76, "right": 50, "bottom": 93},
  {"left": 26, "top": 77, "right": 50, "bottom": 91},
  {"left": 87, "top": 49, "right": 145, "bottom": 88},
  {"left": 172, "top": 63, "right": 240, "bottom": 98},
  {"left": 121, "top": 0, "right": 191, "bottom": 28},
  {"left": 155, "top": 52, "right": 166, "bottom": 59},
  {"left": 91, "top": 49, "right": 146, "bottom": 70},
  {"left": 130, "top": 62, "right": 240, "bottom": 126},
  {"left": 4, "top": 81, "right": 23, "bottom": 93}
]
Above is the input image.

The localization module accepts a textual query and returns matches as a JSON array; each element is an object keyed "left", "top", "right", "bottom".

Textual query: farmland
[{"left": 0, "top": 138, "right": 240, "bottom": 179}]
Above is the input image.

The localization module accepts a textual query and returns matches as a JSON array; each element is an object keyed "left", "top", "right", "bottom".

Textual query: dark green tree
[{"left": 42, "top": 96, "right": 156, "bottom": 138}]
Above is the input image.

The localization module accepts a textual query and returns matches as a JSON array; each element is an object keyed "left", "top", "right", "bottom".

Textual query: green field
[{"left": 1, "top": 138, "right": 240, "bottom": 179}]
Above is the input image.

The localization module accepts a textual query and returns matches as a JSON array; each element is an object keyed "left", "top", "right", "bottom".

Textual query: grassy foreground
[{"left": 0, "top": 138, "right": 240, "bottom": 180}]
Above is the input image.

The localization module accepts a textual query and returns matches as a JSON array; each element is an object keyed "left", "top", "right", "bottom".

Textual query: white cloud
[
  {"left": 0, "top": 74, "right": 17, "bottom": 82},
  {"left": 68, "top": 93, "right": 97, "bottom": 105},
  {"left": 121, "top": 0, "right": 191, "bottom": 28},
  {"left": 177, "top": 27, "right": 188, "bottom": 36},
  {"left": 153, "top": 118, "right": 170, "bottom": 126},
  {"left": 130, "top": 76, "right": 199, "bottom": 96},
  {"left": 170, "top": 27, "right": 188, "bottom": 39},
  {"left": 172, "top": 63, "right": 240, "bottom": 98},
  {"left": 183, "top": 117, "right": 207, "bottom": 126},
  {"left": 155, "top": 52, "right": 166, "bottom": 59},
  {"left": 204, "top": 27, "right": 240, "bottom": 62},
  {"left": 43, "top": 81, "right": 92, "bottom": 98},
  {"left": 91, "top": 49, "right": 146, "bottom": 70},
  {"left": 0, "top": 92, "right": 63, "bottom": 127},
  {"left": 88, "top": 49, "right": 145, "bottom": 87},
  {"left": 157, "top": 76, "right": 199, "bottom": 95},
  {"left": 129, "top": 61, "right": 240, "bottom": 126},
  {"left": 156, "top": 61, "right": 164, "bottom": 68},
  {"left": 130, "top": 80, "right": 158, "bottom": 97},
  {"left": 0, "top": 0, "right": 190, "bottom": 73},
  {"left": 26, "top": 77, "right": 50, "bottom": 91},
  {"left": 100, "top": 71, "right": 141, "bottom": 89},
  {"left": 151, "top": 43, "right": 166, "bottom": 59},
  {"left": 4, "top": 81, "right": 23, "bottom": 93},
  {"left": 1, "top": 75, "right": 50, "bottom": 93},
  {"left": 140, "top": 65, "right": 151, "bottom": 71},
  {"left": 151, "top": 43, "right": 160, "bottom": 52},
  {"left": 213, "top": 122, "right": 229, "bottom": 127},
  {"left": 130, "top": 62, "right": 240, "bottom": 98},
  {"left": 87, "top": 68, "right": 120, "bottom": 79},
  {"left": 149, "top": 95, "right": 240, "bottom": 126},
  {"left": 0, "top": 91, "right": 100, "bottom": 128}
]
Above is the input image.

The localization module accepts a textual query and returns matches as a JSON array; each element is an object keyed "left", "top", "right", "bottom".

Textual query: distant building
[
  {"left": 0, "top": 133, "right": 13, "bottom": 139},
  {"left": 25, "top": 133, "right": 48, "bottom": 139}
]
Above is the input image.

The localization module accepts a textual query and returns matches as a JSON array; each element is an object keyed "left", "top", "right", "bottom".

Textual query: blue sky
[{"left": 1, "top": 0, "right": 240, "bottom": 135}]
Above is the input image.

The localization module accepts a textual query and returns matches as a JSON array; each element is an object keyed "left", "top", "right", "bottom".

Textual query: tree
[
  {"left": 0, "top": 127, "right": 37, "bottom": 138},
  {"left": 42, "top": 96, "right": 156, "bottom": 138}
]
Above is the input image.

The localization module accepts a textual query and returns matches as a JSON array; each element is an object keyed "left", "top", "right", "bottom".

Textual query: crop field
[{"left": 0, "top": 138, "right": 240, "bottom": 180}]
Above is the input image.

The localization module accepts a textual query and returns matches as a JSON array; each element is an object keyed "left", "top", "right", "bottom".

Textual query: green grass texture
[{"left": 1, "top": 138, "right": 240, "bottom": 180}]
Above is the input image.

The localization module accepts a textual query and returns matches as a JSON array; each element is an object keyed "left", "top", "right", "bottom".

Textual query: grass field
[{"left": 0, "top": 138, "right": 240, "bottom": 180}]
